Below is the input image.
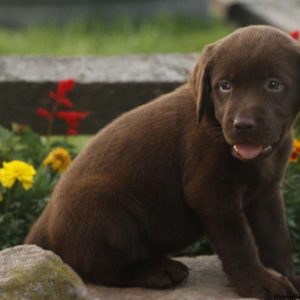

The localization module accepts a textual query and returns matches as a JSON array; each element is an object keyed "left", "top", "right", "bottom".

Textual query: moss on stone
[{"left": 0, "top": 245, "right": 89, "bottom": 300}]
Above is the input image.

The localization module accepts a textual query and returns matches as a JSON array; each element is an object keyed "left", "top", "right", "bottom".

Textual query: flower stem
[
  {"left": 46, "top": 101, "right": 59, "bottom": 138},
  {"left": 3, "top": 188, "right": 11, "bottom": 214}
]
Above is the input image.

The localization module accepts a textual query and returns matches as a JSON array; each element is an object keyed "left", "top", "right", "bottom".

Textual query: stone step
[
  {"left": 87, "top": 256, "right": 247, "bottom": 300},
  {"left": 0, "top": 245, "right": 252, "bottom": 300}
]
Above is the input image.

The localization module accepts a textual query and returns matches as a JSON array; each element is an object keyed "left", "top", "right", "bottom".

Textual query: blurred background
[
  {"left": 0, "top": 0, "right": 234, "bottom": 56},
  {"left": 0, "top": 0, "right": 298, "bottom": 56}
]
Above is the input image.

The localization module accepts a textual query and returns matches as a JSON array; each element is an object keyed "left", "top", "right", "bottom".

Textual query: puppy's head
[{"left": 190, "top": 25, "right": 300, "bottom": 161}]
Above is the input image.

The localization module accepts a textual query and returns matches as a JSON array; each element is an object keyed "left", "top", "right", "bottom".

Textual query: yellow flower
[
  {"left": 0, "top": 160, "right": 36, "bottom": 190},
  {"left": 293, "top": 139, "right": 300, "bottom": 155},
  {"left": 43, "top": 147, "right": 71, "bottom": 173}
]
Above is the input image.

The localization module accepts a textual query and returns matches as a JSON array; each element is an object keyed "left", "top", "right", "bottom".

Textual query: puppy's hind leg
[
  {"left": 76, "top": 202, "right": 188, "bottom": 288},
  {"left": 116, "top": 257, "right": 189, "bottom": 289},
  {"left": 84, "top": 215, "right": 189, "bottom": 288}
]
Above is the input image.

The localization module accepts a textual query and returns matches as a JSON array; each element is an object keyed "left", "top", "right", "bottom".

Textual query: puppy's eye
[
  {"left": 219, "top": 80, "right": 232, "bottom": 93},
  {"left": 266, "top": 78, "right": 284, "bottom": 91}
]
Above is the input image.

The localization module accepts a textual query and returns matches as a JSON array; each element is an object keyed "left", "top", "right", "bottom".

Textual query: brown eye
[
  {"left": 219, "top": 80, "right": 232, "bottom": 93},
  {"left": 266, "top": 78, "right": 284, "bottom": 91}
]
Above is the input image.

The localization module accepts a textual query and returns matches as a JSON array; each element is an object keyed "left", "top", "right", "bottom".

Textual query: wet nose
[{"left": 233, "top": 116, "right": 256, "bottom": 132}]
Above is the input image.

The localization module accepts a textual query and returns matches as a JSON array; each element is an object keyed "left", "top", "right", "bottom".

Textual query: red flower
[
  {"left": 56, "top": 110, "right": 90, "bottom": 135},
  {"left": 290, "top": 30, "right": 299, "bottom": 40},
  {"left": 36, "top": 108, "right": 52, "bottom": 120},
  {"left": 49, "top": 79, "right": 75, "bottom": 108},
  {"left": 289, "top": 151, "right": 298, "bottom": 163},
  {"left": 36, "top": 79, "right": 90, "bottom": 136},
  {"left": 56, "top": 111, "right": 90, "bottom": 123},
  {"left": 58, "top": 79, "right": 75, "bottom": 97},
  {"left": 49, "top": 91, "right": 73, "bottom": 108}
]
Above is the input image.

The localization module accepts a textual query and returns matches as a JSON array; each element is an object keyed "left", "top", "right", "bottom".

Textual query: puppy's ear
[
  {"left": 189, "top": 43, "right": 217, "bottom": 124},
  {"left": 292, "top": 38, "right": 300, "bottom": 107}
]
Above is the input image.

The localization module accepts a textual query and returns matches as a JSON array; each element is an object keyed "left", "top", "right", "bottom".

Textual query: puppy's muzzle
[
  {"left": 231, "top": 115, "right": 273, "bottom": 160},
  {"left": 233, "top": 116, "right": 256, "bottom": 133}
]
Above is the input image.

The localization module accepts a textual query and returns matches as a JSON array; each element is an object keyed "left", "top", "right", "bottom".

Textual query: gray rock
[
  {"left": 0, "top": 245, "right": 89, "bottom": 300},
  {"left": 87, "top": 255, "right": 255, "bottom": 300}
]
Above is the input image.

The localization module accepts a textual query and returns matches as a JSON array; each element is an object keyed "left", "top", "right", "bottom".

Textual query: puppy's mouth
[{"left": 232, "top": 144, "right": 272, "bottom": 160}]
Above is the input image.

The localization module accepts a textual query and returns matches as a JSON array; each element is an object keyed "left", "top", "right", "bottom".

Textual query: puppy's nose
[{"left": 233, "top": 116, "right": 256, "bottom": 131}]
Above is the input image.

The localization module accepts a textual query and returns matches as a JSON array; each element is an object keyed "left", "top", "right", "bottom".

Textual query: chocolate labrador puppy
[{"left": 25, "top": 25, "right": 300, "bottom": 298}]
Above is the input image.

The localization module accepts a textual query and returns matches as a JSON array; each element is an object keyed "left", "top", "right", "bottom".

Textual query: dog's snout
[{"left": 233, "top": 116, "right": 256, "bottom": 132}]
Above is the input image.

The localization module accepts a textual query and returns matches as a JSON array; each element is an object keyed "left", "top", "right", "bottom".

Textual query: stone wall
[{"left": 0, "top": 54, "right": 197, "bottom": 134}]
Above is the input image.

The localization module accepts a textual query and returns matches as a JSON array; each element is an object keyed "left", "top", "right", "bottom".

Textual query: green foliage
[
  {"left": 283, "top": 164, "right": 300, "bottom": 273},
  {"left": 179, "top": 238, "right": 213, "bottom": 257},
  {"left": 0, "top": 16, "right": 234, "bottom": 55},
  {"left": 0, "top": 125, "right": 47, "bottom": 166},
  {"left": 0, "top": 125, "right": 77, "bottom": 249}
]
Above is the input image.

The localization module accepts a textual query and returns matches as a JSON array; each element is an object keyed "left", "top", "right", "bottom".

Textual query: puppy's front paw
[{"left": 236, "top": 269, "right": 298, "bottom": 300}]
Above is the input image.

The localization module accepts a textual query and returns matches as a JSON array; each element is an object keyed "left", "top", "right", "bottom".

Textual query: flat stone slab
[
  {"left": 86, "top": 256, "right": 255, "bottom": 300},
  {"left": 0, "top": 54, "right": 197, "bottom": 83}
]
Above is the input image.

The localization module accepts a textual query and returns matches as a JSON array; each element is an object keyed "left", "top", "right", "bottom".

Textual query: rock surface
[
  {"left": 0, "top": 245, "right": 89, "bottom": 300},
  {"left": 0, "top": 246, "right": 256, "bottom": 300},
  {"left": 87, "top": 256, "right": 254, "bottom": 300}
]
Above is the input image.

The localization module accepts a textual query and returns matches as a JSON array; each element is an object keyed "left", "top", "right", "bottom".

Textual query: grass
[{"left": 0, "top": 16, "right": 235, "bottom": 56}]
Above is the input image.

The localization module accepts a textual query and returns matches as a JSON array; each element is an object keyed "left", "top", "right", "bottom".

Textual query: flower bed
[{"left": 0, "top": 79, "right": 87, "bottom": 248}]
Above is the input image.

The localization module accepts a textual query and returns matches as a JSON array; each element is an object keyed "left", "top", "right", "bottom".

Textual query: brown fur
[{"left": 25, "top": 25, "right": 300, "bottom": 298}]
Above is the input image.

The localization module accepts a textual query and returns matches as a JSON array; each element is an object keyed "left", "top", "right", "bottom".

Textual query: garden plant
[{"left": 0, "top": 79, "right": 88, "bottom": 249}]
